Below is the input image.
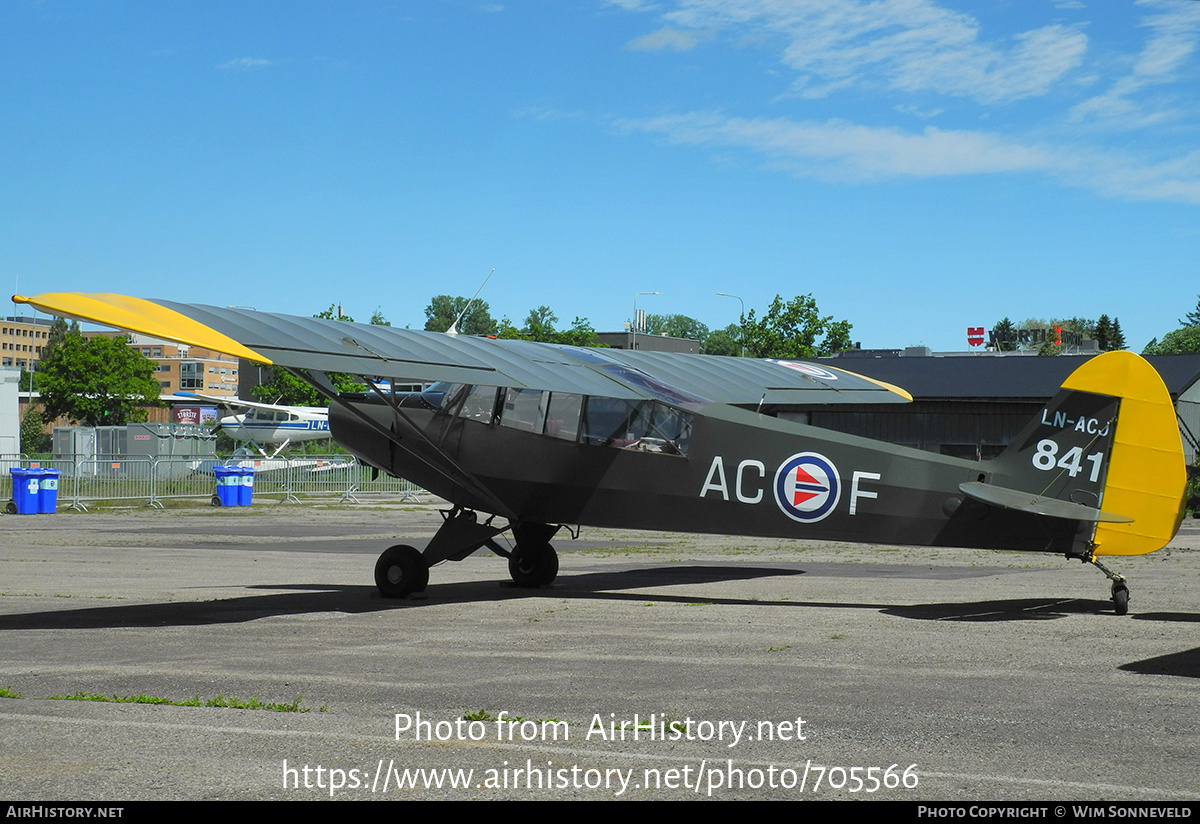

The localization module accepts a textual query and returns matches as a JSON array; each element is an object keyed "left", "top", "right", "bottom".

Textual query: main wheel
[
  {"left": 508, "top": 542, "right": 559, "bottom": 588},
  {"left": 375, "top": 544, "right": 429, "bottom": 598},
  {"left": 1113, "top": 584, "right": 1130, "bottom": 616}
]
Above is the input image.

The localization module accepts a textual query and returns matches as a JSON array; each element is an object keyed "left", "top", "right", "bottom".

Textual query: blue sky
[{"left": 4, "top": 0, "right": 1199, "bottom": 352}]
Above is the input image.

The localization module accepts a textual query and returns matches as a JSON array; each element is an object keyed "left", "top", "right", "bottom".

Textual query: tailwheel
[
  {"left": 375, "top": 544, "right": 429, "bottom": 598},
  {"left": 1112, "top": 582, "right": 1130, "bottom": 616},
  {"left": 508, "top": 542, "right": 559, "bottom": 588}
]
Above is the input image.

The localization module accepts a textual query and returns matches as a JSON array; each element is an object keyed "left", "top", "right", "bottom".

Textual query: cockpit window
[
  {"left": 545, "top": 392, "right": 583, "bottom": 441},
  {"left": 581, "top": 398, "right": 692, "bottom": 456},
  {"left": 421, "top": 381, "right": 455, "bottom": 410},
  {"left": 425, "top": 381, "right": 691, "bottom": 456},
  {"left": 499, "top": 388, "right": 546, "bottom": 433},
  {"left": 458, "top": 385, "right": 500, "bottom": 423}
]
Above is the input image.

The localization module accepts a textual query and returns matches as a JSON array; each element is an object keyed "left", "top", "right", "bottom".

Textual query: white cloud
[
  {"left": 217, "top": 57, "right": 273, "bottom": 70},
  {"left": 626, "top": 26, "right": 711, "bottom": 51},
  {"left": 645, "top": 0, "right": 1087, "bottom": 103},
  {"left": 606, "top": 2, "right": 1200, "bottom": 203},
  {"left": 893, "top": 104, "right": 945, "bottom": 119},
  {"left": 1070, "top": 1, "right": 1200, "bottom": 126},
  {"left": 511, "top": 105, "right": 586, "bottom": 121},
  {"left": 630, "top": 112, "right": 1053, "bottom": 178},
  {"left": 625, "top": 112, "right": 1200, "bottom": 202}
]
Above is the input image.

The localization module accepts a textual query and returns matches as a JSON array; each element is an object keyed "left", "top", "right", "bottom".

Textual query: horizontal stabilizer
[{"left": 959, "top": 481, "right": 1133, "bottom": 524}]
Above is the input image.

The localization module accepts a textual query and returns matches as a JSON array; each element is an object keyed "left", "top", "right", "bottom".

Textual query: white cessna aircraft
[{"left": 173, "top": 393, "right": 331, "bottom": 457}]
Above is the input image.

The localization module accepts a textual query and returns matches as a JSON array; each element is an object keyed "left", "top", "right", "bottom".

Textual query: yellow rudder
[{"left": 1062, "top": 351, "right": 1187, "bottom": 556}]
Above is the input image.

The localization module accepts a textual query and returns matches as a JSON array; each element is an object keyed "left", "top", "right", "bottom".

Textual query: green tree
[
  {"left": 990, "top": 318, "right": 1018, "bottom": 352},
  {"left": 20, "top": 407, "right": 50, "bottom": 454},
  {"left": 17, "top": 369, "right": 43, "bottom": 393},
  {"left": 370, "top": 308, "right": 391, "bottom": 326},
  {"left": 494, "top": 309, "right": 602, "bottom": 347},
  {"left": 315, "top": 304, "right": 355, "bottom": 323},
  {"left": 45, "top": 316, "right": 73, "bottom": 354},
  {"left": 741, "top": 294, "right": 853, "bottom": 359},
  {"left": 38, "top": 329, "right": 161, "bottom": 426},
  {"left": 992, "top": 314, "right": 1124, "bottom": 353},
  {"left": 1179, "top": 295, "right": 1200, "bottom": 327},
  {"left": 702, "top": 324, "right": 743, "bottom": 356},
  {"left": 1109, "top": 318, "right": 1126, "bottom": 351},
  {"left": 1143, "top": 326, "right": 1200, "bottom": 355},
  {"left": 1036, "top": 338, "right": 1062, "bottom": 357},
  {"left": 643, "top": 314, "right": 710, "bottom": 344},
  {"left": 424, "top": 295, "right": 496, "bottom": 336},
  {"left": 553, "top": 316, "right": 602, "bottom": 348},
  {"left": 250, "top": 368, "right": 325, "bottom": 406},
  {"left": 522, "top": 306, "right": 559, "bottom": 342},
  {"left": 1093, "top": 315, "right": 1112, "bottom": 351},
  {"left": 251, "top": 365, "right": 367, "bottom": 405}
]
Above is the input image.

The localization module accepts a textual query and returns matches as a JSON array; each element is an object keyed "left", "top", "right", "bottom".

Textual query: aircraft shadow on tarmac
[
  {"left": 1118, "top": 646, "right": 1200, "bottom": 678},
  {"left": 1, "top": 563, "right": 1196, "bottom": 631}
]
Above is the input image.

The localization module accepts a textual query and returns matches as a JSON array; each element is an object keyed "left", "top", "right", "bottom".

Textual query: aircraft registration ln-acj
[{"left": 17, "top": 292, "right": 1187, "bottom": 615}]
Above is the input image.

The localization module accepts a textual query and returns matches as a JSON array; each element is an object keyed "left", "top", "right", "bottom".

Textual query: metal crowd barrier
[{"left": 0, "top": 454, "right": 424, "bottom": 511}]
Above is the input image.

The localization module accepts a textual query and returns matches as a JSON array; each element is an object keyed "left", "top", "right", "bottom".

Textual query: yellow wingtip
[
  {"left": 823, "top": 364, "right": 914, "bottom": 402},
  {"left": 14, "top": 292, "right": 271, "bottom": 365}
]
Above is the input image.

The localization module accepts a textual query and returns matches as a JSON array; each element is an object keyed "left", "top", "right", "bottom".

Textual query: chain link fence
[{"left": 1, "top": 454, "right": 423, "bottom": 511}]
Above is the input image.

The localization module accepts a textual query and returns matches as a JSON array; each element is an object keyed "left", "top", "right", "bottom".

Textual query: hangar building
[{"left": 809, "top": 350, "right": 1200, "bottom": 465}]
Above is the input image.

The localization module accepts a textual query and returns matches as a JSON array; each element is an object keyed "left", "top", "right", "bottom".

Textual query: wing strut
[{"left": 297, "top": 368, "right": 519, "bottom": 520}]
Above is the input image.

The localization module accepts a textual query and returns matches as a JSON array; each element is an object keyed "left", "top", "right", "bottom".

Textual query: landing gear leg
[
  {"left": 375, "top": 544, "right": 429, "bottom": 598},
  {"left": 1070, "top": 545, "right": 1130, "bottom": 615}
]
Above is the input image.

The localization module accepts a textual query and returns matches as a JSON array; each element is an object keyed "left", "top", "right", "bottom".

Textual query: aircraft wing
[
  {"left": 15, "top": 292, "right": 911, "bottom": 407},
  {"left": 171, "top": 392, "right": 292, "bottom": 412}
]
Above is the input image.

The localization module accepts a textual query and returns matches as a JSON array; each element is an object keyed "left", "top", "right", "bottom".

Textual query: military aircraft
[{"left": 14, "top": 292, "right": 1187, "bottom": 614}]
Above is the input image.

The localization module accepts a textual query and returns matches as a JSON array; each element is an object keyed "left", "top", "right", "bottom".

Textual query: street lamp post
[{"left": 716, "top": 291, "right": 745, "bottom": 357}]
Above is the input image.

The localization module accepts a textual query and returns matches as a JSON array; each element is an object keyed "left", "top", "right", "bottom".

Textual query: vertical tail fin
[{"left": 987, "top": 351, "right": 1186, "bottom": 556}]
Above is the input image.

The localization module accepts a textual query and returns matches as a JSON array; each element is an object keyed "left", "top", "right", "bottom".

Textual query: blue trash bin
[
  {"left": 9, "top": 468, "right": 41, "bottom": 514},
  {"left": 38, "top": 469, "right": 60, "bottom": 513},
  {"left": 213, "top": 466, "right": 240, "bottom": 507},
  {"left": 237, "top": 467, "right": 255, "bottom": 506}
]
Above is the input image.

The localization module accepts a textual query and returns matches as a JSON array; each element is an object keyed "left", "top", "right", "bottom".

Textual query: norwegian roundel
[{"left": 773, "top": 452, "right": 841, "bottom": 523}]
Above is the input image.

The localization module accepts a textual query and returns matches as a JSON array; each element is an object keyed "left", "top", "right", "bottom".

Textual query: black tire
[
  {"left": 1113, "top": 585, "right": 1130, "bottom": 616},
  {"left": 375, "top": 544, "right": 429, "bottom": 598},
  {"left": 508, "top": 542, "right": 559, "bottom": 588},
  {"left": 211, "top": 495, "right": 221, "bottom": 507},
  {"left": 4, "top": 501, "right": 15, "bottom": 515}
]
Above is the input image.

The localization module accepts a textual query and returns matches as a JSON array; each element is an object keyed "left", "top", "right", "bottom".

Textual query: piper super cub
[{"left": 15, "top": 292, "right": 1187, "bottom": 615}]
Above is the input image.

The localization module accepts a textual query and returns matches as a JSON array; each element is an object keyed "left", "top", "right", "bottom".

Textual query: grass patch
[
  {"left": 0, "top": 686, "right": 23, "bottom": 698},
  {"left": 48, "top": 692, "right": 308, "bottom": 712}
]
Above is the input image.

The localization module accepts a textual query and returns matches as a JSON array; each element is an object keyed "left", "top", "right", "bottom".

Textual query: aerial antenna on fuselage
[{"left": 447, "top": 268, "right": 495, "bottom": 337}]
